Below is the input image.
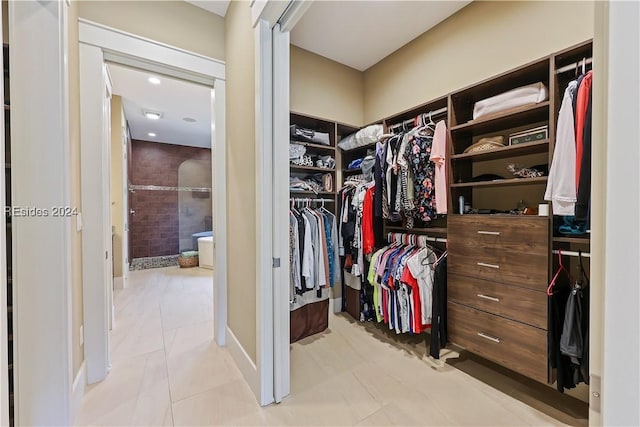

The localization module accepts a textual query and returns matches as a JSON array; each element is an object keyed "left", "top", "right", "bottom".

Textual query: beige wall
[
  {"left": 110, "top": 95, "right": 124, "bottom": 278},
  {"left": 225, "top": 0, "right": 257, "bottom": 363},
  {"left": 77, "top": 0, "right": 225, "bottom": 60},
  {"left": 363, "top": 1, "right": 595, "bottom": 123},
  {"left": 291, "top": 46, "right": 364, "bottom": 127},
  {"left": 69, "top": 0, "right": 84, "bottom": 377}
]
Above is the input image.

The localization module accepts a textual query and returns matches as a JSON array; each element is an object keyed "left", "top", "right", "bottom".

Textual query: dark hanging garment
[
  {"left": 388, "top": 135, "right": 401, "bottom": 222},
  {"left": 430, "top": 256, "right": 447, "bottom": 359},
  {"left": 373, "top": 152, "right": 385, "bottom": 246},
  {"left": 549, "top": 284, "right": 577, "bottom": 392},
  {"left": 575, "top": 90, "right": 592, "bottom": 222}
]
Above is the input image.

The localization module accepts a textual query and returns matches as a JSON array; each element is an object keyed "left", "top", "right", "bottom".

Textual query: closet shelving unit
[
  {"left": 3, "top": 42, "right": 14, "bottom": 427},
  {"left": 380, "top": 96, "right": 450, "bottom": 234},
  {"left": 289, "top": 112, "right": 358, "bottom": 341}
]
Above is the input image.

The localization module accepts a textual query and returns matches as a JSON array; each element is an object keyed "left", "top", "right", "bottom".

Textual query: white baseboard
[
  {"left": 225, "top": 326, "right": 260, "bottom": 402},
  {"left": 330, "top": 297, "right": 343, "bottom": 314},
  {"left": 70, "top": 362, "right": 86, "bottom": 423},
  {"left": 113, "top": 276, "right": 124, "bottom": 290}
]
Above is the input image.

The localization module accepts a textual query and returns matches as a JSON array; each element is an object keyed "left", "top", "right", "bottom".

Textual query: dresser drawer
[
  {"left": 448, "top": 215, "right": 549, "bottom": 250},
  {"left": 448, "top": 302, "right": 548, "bottom": 383},
  {"left": 448, "top": 215, "right": 549, "bottom": 289},
  {"left": 448, "top": 274, "right": 547, "bottom": 329}
]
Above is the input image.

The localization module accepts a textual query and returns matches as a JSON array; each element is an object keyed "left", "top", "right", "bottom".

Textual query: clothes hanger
[{"left": 547, "top": 249, "right": 573, "bottom": 296}]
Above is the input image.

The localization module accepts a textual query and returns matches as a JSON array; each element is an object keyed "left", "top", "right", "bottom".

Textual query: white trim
[
  {"left": 0, "top": 1, "right": 9, "bottom": 424},
  {"left": 10, "top": 1, "right": 73, "bottom": 424},
  {"left": 80, "top": 42, "right": 111, "bottom": 385},
  {"left": 251, "top": 0, "right": 290, "bottom": 28},
  {"left": 213, "top": 81, "right": 228, "bottom": 347},
  {"left": 113, "top": 277, "right": 124, "bottom": 290},
  {"left": 272, "top": 23, "right": 291, "bottom": 403},
  {"left": 255, "top": 19, "right": 275, "bottom": 407},
  {"left": 78, "top": 19, "right": 225, "bottom": 81},
  {"left": 602, "top": 2, "right": 640, "bottom": 425},
  {"left": 79, "top": 21, "right": 229, "bottom": 390},
  {"left": 226, "top": 327, "right": 260, "bottom": 398},
  {"left": 70, "top": 362, "right": 87, "bottom": 424},
  {"left": 277, "top": 1, "right": 313, "bottom": 32}
]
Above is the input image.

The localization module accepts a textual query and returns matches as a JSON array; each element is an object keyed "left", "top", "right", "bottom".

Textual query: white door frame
[
  {"left": 78, "top": 19, "right": 228, "bottom": 385},
  {"left": 9, "top": 1, "right": 74, "bottom": 424},
  {"left": 0, "top": 3, "right": 9, "bottom": 426},
  {"left": 251, "top": 0, "right": 313, "bottom": 405}
]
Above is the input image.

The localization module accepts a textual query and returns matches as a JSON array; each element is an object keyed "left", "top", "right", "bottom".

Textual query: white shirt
[{"left": 545, "top": 81, "right": 578, "bottom": 215}]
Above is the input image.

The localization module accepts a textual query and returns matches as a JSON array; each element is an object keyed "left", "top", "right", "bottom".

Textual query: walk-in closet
[{"left": 285, "top": 2, "right": 596, "bottom": 424}]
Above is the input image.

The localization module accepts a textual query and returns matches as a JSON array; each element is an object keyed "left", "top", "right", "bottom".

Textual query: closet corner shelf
[
  {"left": 289, "top": 190, "right": 336, "bottom": 196},
  {"left": 385, "top": 225, "right": 448, "bottom": 234},
  {"left": 293, "top": 141, "right": 336, "bottom": 152},
  {"left": 451, "top": 139, "right": 549, "bottom": 161},
  {"left": 553, "top": 236, "right": 591, "bottom": 244},
  {"left": 343, "top": 168, "right": 362, "bottom": 175},
  {"left": 339, "top": 142, "right": 377, "bottom": 153},
  {"left": 290, "top": 165, "right": 336, "bottom": 173},
  {"left": 450, "top": 102, "right": 550, "bottom": 134},
  {"left": 450, "top": 176, "right": 548, "bottom": 188}
]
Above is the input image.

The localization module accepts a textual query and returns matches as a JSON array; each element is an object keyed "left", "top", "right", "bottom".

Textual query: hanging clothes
[
  {"left": 408, "top": 129, "right": 437, "bottom": 223},
  {"left": 545, "top": 80, "right": 578, "bottom": 215}
]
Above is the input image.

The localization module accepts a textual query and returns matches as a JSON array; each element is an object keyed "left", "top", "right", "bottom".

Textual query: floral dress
[{"left": 409, "top": 131, "right": 437, "bottom": 222}]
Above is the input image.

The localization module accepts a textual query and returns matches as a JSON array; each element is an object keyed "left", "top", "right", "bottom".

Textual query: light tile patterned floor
[{"left": 75, "top": 267, "right": 586, "bottom": 426}]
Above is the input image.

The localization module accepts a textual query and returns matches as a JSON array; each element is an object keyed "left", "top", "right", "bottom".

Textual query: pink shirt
[{"left": 431, "top": 120, "right": 448, "bottom": 214}]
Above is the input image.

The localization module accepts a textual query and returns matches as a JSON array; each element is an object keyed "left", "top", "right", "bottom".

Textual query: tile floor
[{"left": 75, "top": 267, "right": 587, "bottom": 426}]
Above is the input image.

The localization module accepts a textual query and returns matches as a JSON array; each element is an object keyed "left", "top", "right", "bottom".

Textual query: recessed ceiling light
[
  {"left": 148, "top": 132, "right": 156, "bottom": 137},
  {"left": 148, "top": 76, "right": 161, "bottom": 85},
  {"left": 144, "top": 110, "right": 163, "bottom": 120},
  {"left": 183, "top": 117, "right": 197, "bottom": 123}
]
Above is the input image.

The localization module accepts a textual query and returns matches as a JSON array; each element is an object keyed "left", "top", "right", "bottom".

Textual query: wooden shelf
[
  {"left": 553, "top": 236, "right": 590, "bottom": 244},
  {"left": 385, "top": 226, "right": 448, "bottom": 234},
  {"left": 291, "top": 141, "right": 336, "bottom": 152},
  {"left": 4, "top": 104, "right": 9, "bottom": 111},
  {"left": 339, "top": 142, "right": 376, "bottom": 153},
  {"left": 450, "top": 176, "right": 548, "bottom": 188},
  {"left": 343, "top": 168, "right": 362, "bottom": 175},
  {"left": 450, "top": 102, "right": 549, "bottom": 134},
  {"left": 451, "top": 140, "right": 549, "bottom": 161},
  {"left": 289, "top": 191, "right": 336, "bottom": 196},
  {"left": 290, "top": 165, "right": 336, "bottom": 173}
]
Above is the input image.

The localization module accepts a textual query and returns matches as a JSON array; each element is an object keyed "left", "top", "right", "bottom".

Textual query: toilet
[{"left": 197, "top": 236, "right": 214, "bottom": 269}]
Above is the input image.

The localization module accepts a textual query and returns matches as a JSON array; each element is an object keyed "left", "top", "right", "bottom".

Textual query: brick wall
[{"left": 130, "top": 140, "right": 211, "bottom": 258}]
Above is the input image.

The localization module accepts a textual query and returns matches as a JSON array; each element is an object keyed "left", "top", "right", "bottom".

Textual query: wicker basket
[{"left": 178, "top": 255, "right": 199, "bottom": 268}]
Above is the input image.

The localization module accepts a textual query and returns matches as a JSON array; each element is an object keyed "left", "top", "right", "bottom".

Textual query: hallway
[{"left": 75, "top": 267, "right": 578, "bottom": 426}]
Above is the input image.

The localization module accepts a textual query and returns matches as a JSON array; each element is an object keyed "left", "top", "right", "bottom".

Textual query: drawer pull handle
[
  {"left": 477, "top": 262, "right": 500, "bottom": 269},
  {"left": 477, "top": 294, "right": 500, "bottom": 302},
  {"left": 477, "top": 231, "right": 500, "bottom": 236},
  {"left": 477, "top": 332, "right": 501, "bottom": 343}
]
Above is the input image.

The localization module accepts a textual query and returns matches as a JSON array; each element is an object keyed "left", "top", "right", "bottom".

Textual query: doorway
[{"left": 78, "top": 19, "right": 228, "bottom": 389}]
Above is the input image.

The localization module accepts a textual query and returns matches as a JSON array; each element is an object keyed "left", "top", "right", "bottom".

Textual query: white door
[
  {"left": 103, "top": 66, "right": 114, "bottom": 340},
  {"left": 121, "top": 119, "right": 130, "bottom": 282}
]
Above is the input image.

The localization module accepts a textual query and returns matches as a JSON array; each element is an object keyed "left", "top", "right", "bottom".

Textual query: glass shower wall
[{"left": 178, "top": 159, "right": 213, "bottom": 252}]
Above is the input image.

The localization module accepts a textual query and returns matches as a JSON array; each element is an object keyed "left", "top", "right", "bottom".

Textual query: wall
[
  {"left": 130, "top": 140, "right": 211, "bottom": 258},
  {"left": 363, "top": 1, "right": 595, "bottom": 123},
  {"left": 77, "top": 0, "right": 225, "bottom": 60},
  {"left": 110, "top": 95, "right": 123, "bottom": 277},
  {"left": 225, "top": 0, "right": 257, "bottom": 363},
  {"left": 69, "top": 0, "right": 84, "bottom": 380},
  {"left": 290, "top": 45, "right": 364, "bottom": 126}
]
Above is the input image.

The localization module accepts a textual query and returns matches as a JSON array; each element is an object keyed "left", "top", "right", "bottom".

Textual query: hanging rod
[
  {"left": 290, "top": 198, "right": 335, "bottom": 203},
  {"left": 555, "top": 57, "right": 593, "bottom": 74},
  {"left": 552, "top": 250, "right": 591, "bottom": 258},
  {"left": 388, "top": 106, "right": 448, "bottom": 131},
  {"left": 387, "top": 232, "right": 447, "bottom": 245}
]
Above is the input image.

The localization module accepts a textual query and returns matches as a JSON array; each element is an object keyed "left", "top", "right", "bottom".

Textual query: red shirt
[
  {"left": 575, "top": 71, "right": 593, "bottom": 187},
  {"left": 362, "top": 186, "right": 375, "bottom": 255},
  {"left": 401, "top": 265, "right": 427, "bottom": 334}
]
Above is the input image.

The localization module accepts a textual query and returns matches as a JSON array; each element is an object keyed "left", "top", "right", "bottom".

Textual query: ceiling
[
  {"left": 184, "top": 0, "right": 230, "bottom": 17},
  {"left": 291, "top": 1, "right": 472, "bottom": 71},
  {"left": 108, "top": 64, "right": 212, "bottom": 149}
]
